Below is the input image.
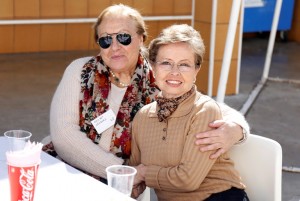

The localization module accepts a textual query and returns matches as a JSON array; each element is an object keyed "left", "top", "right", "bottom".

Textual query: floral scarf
[
  {"left": 156, "top": 86, "right": 196, "bottom": 122},
  {"left": 79, "top": 54, "right": 158, "bottom": 159}
]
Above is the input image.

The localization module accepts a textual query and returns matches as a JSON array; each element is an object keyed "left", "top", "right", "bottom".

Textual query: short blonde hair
[{"left": 148, "top": 24, "right": 205, "bottom": 68}]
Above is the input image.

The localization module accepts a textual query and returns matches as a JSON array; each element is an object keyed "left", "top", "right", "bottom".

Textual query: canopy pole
[
  {"left": 262, "top": 0, "right": 283, "bottom": 82},
  {"left": 208, "top": 0, "right": 218, "bottom": 97},
  {"left": 240, "top": 0, "right": 283, "bottom": 115},
  {"left": 216, "top": 0, "right": 241, "bottom": 103}
]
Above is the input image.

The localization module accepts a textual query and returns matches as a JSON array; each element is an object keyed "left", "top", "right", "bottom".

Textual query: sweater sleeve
[
  {"left": 50, "top": 57, "right": 123, "bottom": 179},
  {"left": 145, "top": 100, "right": 222, "bottom": 192},
  {"left": 128, "top": 113, "right": 141, "bottom": 166}
]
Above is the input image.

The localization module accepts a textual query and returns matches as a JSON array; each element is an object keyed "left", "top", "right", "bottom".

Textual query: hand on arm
[
  {"left": 194, "top": 102, "right": 250, "bottom": 159},
  {"left": 195, "top": 120, "right": 244, "bottom": 159}
]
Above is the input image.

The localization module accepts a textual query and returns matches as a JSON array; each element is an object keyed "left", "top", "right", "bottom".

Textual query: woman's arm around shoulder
[{"left": 195, "top": 102, "right": 250, "bottom": 159}]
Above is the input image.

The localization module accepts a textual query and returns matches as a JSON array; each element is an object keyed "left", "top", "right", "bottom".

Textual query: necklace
[{"left": 110, "top": 70, "right": 130, "bottom": 87}]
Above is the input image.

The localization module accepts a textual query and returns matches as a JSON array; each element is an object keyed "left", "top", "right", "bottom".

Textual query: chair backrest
[{"left": 229, "top": 134, "right": 282, "bottom": 201}]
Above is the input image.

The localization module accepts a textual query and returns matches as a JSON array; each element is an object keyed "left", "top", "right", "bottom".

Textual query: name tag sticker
[{"left": 91, "top": 109, "right": 116, "bottom": 134}]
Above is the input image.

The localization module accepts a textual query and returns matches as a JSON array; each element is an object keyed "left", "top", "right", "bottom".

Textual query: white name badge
[{"left": 91, "top": 109, "right": 116, "bottom": 134}]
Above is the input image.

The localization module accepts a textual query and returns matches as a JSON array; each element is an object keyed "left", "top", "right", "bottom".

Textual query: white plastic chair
[{"left": 229, "top": 134, "right": 282, "bottom": 201}]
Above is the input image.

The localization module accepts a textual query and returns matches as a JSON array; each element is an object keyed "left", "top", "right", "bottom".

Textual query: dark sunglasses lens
[
  {"left": 98, "top": 36, "right": 112, "bottom": 49},
  {"left": 117, "top": 33, "right": 131, "bottom": 46}
]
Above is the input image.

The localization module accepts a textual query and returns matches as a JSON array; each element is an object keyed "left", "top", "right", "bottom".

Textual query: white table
[{"left": 0, "top": 137, "right": 135, "bottom": 201}]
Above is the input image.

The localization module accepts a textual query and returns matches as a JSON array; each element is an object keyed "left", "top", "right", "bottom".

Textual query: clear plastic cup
[
  {"left": 4, "top": 130, "right": 32, "bottom": 151},
  {"left": 106, "top": 165, "right": 137, "bottom": 196}
]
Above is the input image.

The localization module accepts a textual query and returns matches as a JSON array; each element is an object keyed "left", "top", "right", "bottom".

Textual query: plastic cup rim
[
  {"left": 106, "top": 165, "right": 137, "bottom": 176},
  {"left": 4, "top": 130, "right": 32, "bottom": 139}
]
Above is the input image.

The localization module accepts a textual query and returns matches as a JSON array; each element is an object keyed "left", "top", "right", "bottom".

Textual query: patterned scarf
[
  {"left": 156, "top": 86, "right": 195, "bottom": 122},
  {"left": 79, "top": 54, "right": 158, "bottom": 159}
]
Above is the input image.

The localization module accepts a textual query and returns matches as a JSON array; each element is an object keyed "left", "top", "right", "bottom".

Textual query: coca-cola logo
[{"left": 19, "top": 167, "right": 35, "bottom": 201}]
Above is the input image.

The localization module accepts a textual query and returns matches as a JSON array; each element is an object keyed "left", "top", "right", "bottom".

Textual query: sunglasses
[{"left": 97, "top": 33, "right": 132, "bottom": 49}]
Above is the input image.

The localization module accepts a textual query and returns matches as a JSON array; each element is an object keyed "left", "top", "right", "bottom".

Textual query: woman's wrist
[{"left": 235, "top": 125, "right": 249, "bottom": 145}]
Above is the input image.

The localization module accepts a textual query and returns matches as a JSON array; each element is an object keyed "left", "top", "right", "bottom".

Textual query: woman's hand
[
  {"left": 195, "top": 120, "right": 244, "bottom": 159},
  {"left": 133, "top": 164, "right": 147, "bottom": 185},
  {"left": 131, "top": 164, "right": 147, "bottom": 199},
  {"left": 131, "top": 182, "right": 146, "bottom": 199}
]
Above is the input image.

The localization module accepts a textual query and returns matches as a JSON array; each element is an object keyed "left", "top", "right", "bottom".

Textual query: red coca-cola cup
[
  {"left": 7, "top": 163, "right": 40, "bottom": 201},
  {"left": 5, "top": 141, "right": 43, "bottom": 201}
]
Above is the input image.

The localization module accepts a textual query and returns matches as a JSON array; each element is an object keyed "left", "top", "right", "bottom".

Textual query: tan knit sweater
[{"left": 129, "top": 91, "right": 245, "bottom": 201}]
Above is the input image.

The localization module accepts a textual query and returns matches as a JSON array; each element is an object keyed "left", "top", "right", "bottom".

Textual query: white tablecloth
[{"left": 0, "top": 137, "right": 135, "bottom": 201}]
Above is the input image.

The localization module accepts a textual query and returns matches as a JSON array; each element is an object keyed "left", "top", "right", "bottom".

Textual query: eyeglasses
[
  {"left": 97, "top": 33, "right": 132, "bottom": 49},
  {"left": 155, "top": 60, "right": 195, "bottom": 72}
]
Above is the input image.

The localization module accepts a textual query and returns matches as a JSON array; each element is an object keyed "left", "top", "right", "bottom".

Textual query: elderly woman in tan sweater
[{"left": 129, "top": 24, "right": 249, "bottom": 201}]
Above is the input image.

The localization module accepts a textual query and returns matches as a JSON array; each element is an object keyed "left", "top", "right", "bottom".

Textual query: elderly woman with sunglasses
[
  {"left": 129, "top": 24, "right": 249, "bottom": 201},
  {"left": 43, "top": 4, "right": 249, "bottom": 187}
]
